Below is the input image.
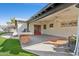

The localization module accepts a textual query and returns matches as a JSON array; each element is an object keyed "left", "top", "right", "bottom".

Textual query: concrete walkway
[
  {"left": 21, "top": 35, "right": 74, "bottom": 56},
  {"left": 1, "top": 33, "right": 19, "bottom": 39}
]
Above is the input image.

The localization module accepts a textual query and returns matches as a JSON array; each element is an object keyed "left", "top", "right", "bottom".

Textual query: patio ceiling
[
  {"left": 28, "top": 3, "right": 76, "bottom": 23},
  {"left": 33, "top": 4, "right": 77, "bottom": 23}
]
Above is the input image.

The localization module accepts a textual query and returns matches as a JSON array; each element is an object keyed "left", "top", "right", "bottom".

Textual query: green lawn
[
  {"left": 0, "top": 37, "right": 37, "bottom": 56},
  {"left": 0, "top": 32, "right": 7, "bottom": 35}
]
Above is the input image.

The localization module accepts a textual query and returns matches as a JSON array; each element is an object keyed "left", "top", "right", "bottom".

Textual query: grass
[
  {"left": 0, "top": 37, "right": 37, "bottom": 56},
  {"left": 0, "top": 32, "right": 7, "bottom": 35}
]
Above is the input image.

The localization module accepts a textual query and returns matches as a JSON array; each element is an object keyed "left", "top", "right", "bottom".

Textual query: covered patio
[
  {"left": 20, "top": 4, "right": 77, "bottom": 56},
  {"left": 21, "top": 35, "right": 73, "bottom": 56},
  {"left": 28, "top": 3, "right": 77, "bottom": 37}
]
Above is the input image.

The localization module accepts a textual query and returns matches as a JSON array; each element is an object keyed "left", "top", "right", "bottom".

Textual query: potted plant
[{"left": 68, "top": 35, "right": 76, "bottom": 52}]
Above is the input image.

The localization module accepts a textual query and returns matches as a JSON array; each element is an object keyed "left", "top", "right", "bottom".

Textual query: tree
[{"left": 10, "top": 17, "right": 17, "bottom": 29}]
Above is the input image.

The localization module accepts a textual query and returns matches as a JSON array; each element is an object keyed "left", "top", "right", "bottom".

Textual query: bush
[
  {"left": 68, "top": 35, "right": 76, "bottom": 52},
  {"left": 68, "top": 35, "right": 76, "bottom": 45}
]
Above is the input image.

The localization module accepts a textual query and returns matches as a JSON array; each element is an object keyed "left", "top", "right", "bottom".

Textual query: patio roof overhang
[
  {"left": 17, "top": 20, "right": 27, "bottom": 23},
  {"left": 28, "top": 3, "right": 75, "bottom": 23}
]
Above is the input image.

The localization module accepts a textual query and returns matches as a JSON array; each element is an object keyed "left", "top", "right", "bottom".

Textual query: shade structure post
[
  {"left": 27, "top": 22, "right": 30, "bottom": 32},
  {"left": 74, "top": 4, "right": 79, "bottom": 55}
]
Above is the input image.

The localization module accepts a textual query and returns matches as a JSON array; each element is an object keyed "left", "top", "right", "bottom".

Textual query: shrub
[
  {"left": 68, "top": 35, "right": 76, "bottom": 52},
  {"left": 68, "top": 35, "right": 76, "bottom": 45}
]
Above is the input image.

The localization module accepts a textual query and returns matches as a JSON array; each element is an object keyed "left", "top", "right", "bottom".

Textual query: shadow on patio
[
  {"left": 21, "top": 35, "right": 65, "bottom": 47},
  {"left": 21, "top": 35, "right": 74, "bottom": 56},
  {"left": 23, "top": 49, "right": 73, "bottom": 56}
]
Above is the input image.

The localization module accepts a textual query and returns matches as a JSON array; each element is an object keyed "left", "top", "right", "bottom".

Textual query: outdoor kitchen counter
[{"left": 19, "top": 32, "right": 33, "bottom": 44}]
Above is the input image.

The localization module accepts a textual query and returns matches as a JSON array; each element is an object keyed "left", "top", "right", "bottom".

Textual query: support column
[
  {"left": 15, "top": 20, "right": 17, "bottom": 29},
  {"left": 74, "top": 4, "right": 79, "bottom": 56},
  {"left": 27, "top": 22, "right": 30, "bottom": 32}
]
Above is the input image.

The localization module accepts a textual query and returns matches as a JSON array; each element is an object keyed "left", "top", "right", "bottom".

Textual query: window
[
  {"left": 43, "top": 24, "right": 46, "bottom": 29},
  {"left": 49, "top": 24, "right": 53, "bottom": 28}
]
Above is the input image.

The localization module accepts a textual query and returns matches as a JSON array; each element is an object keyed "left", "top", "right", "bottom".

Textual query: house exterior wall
[
  {"left": 29, "top": 5, "right": 77, "bottom": 38},
  {"left": 41, "top": 19, "right": 77, "bottom": 37},
  {"left": 9, "top": 28, "right": 16, "bottom": 32},
  {"left": 17, "top": 22, "right": 27, "bottom": 34}
]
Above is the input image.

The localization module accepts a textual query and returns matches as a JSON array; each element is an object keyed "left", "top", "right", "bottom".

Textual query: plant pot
[{"left": 19, "top": 32, "right": 32, "bottom": 44}]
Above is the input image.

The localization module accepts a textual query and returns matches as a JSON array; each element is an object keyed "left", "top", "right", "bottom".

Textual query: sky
[{"left": 0, "top": 3, "right": 47, "bottom": 25}]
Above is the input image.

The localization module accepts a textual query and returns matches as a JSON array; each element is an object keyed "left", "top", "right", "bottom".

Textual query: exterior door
[{"left": 34, "top": 25, "right": 41, "bottom": 35}]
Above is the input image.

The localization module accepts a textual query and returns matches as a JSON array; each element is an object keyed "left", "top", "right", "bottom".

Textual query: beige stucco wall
[
  {"left": 10, "top": 29, "right": 16, "bottom": 32},
  {"left": 41, "top": 20, "right": 77, "bottom": 37},
  {"left": 29, "top": 4, "right": 77, "bottom": 37}
]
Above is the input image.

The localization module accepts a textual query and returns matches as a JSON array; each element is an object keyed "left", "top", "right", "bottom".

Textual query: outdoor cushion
[{"left": 44, "top": 38, "right": 67, "bottom": 47}]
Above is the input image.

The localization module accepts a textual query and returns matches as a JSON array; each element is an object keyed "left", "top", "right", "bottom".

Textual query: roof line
[
  {"left": 28, "top": 3, "right": 75, "bottom": 23},
  {"left": 28, "top": 3, "right": 53, "bottom": 20}
]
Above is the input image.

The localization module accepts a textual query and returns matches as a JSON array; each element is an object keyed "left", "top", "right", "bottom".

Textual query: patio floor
[{"left": 21, "top": 35, "right": 74, "bottom": 56}]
